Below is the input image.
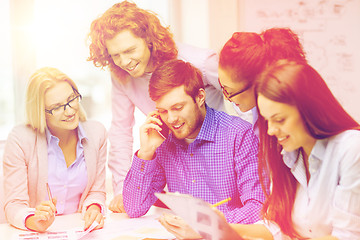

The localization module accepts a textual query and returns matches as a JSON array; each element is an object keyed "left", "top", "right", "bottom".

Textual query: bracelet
[
  {"left": 24, "top": 214, "right": 36, "bottom": 231},
  {"left": 86, "top": 203, "right": 102, "bottom": 212}
]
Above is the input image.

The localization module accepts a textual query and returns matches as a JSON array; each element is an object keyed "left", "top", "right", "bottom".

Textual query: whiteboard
[{"left": 243, "top": 0, "right": 360, "bottom": 122}]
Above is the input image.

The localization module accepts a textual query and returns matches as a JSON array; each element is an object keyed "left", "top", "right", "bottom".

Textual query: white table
[{"left": 0, "top": 206, "right": 176, "bottom": 240}]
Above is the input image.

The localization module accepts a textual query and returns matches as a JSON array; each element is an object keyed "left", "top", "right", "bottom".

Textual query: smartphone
[{"left": 156, "top": 115, "right": 170, "bottom": 139}]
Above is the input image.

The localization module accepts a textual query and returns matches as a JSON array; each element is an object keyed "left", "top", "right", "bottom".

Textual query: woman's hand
[
  {"left": 158, "top": 213, "right": 202, "bottom": 239},
  {"left": 25, "top": 198, "right": 57, "bottom": 232},
  {"left": 84, "top": 204, "right": 105, "bottom": 231}
]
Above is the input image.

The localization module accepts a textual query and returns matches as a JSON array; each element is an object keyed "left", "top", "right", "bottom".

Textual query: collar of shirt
[
  {"left": 282, "top": 149, "right": 307, "bottom": 188},
  {"left": 45, "top": 127, "right": 57, "bottom": 145},
  {"left": 281, "top": 149, "right": 298, "bottom": 169},
  {"left": 45, "top": 122, "right": 88, "bottom": 146},
  {"left": 45, "top": 122, "right": 88, "bottom": 214},
  {"left": 251, "top": 107, "right": 259, "bottom": 137},
  {"left": 76, "top": 122, "right": 88, "bottom": 145},
  {"left": 251, "top": 107, "right": 258, "bottom": 126},
  {"left": 307, "top": 138, "right": 327, "bottom": 176},
  {"left": 167, "top": 105, "right": 216, "bottom": 147},
  {"left": 281, "top": 138, "right": 327, "bottom": 187},
  {"left": 281, "top": 138, "right": 327, "bottom": 169}
]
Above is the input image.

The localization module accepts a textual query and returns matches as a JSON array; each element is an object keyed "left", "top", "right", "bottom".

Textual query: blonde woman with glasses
[{"left": 3, "top": 67, "right": 107, "bottom": 232}]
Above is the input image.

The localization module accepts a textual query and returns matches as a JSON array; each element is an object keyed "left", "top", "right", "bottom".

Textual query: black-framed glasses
[
  {"left": 218, "top": 78, "right": 252, "bottom": 101},
  {"left": 45, "top": 90, "right": 82, "bottom": 115}
]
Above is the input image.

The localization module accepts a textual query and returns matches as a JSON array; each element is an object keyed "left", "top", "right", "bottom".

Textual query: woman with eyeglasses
[
  {"left": 3, "top": 67, "right": 106, "bottom": 232},
  {"left": 218, "top": 28, "right": 307, "bottom": 134}
]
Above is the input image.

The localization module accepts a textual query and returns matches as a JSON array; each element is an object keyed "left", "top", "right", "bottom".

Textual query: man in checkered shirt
[{"left": 123, "top": 59, "right": 265, "bottom": 225}]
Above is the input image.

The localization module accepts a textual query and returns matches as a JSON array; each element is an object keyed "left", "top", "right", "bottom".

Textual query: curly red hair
[{"left": 87, "top": 1, "right": 178, "bottom": 82}]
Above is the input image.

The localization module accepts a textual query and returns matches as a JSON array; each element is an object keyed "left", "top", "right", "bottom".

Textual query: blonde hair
[{"left": 26, "top": 67, "right": 87, "bottom": 133}]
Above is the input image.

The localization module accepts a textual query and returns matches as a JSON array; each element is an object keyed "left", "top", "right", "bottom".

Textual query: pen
[
  {"left": 46, "top": 183, "right": 57, "bottom": 215},
  {"left": 212, "top": 197, "right": 231, "bottom": 207},
  {"left": 46, "top": 183, "right": 53, "bottom": 202}
]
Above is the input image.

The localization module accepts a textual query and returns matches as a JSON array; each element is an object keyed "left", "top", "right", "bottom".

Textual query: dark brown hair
[
  {"left": 255, "top": 59, "right": 359, "bottom": 238},
  {"left": 149, "top": 59, "right": 204, "bottom": 102}
]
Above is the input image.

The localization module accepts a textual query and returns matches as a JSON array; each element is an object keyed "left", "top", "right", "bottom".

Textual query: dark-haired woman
[{"left": 232, "top": 59, "right": 360, "bottom": 240}]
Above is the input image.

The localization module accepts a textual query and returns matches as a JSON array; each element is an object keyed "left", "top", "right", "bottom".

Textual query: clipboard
[{"left": 155, "top": 192, "right": 244, "bottom": 240}]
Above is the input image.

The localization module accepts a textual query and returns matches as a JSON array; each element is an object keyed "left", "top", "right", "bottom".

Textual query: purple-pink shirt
[
  {"left": 123, "top": 106, "right": 265, "bottom": 224},
  {"left": 46, "top": 123, "right": 88, "bottom": 215},
  {"left": 108, "top": 43, "right": 224, "bottom": 196}
]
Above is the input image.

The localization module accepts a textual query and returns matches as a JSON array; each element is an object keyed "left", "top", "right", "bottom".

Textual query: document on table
[
  {"left": 82, "top": 215, "right": 175, "bottom": 240},
  {"left": 15, "top": 215, "right": 175, "bottom": 240},
  {"left": 77, "top": 220, "right": 98, "bottom": 239},
  {"left": 16, "top": 221, "right": 98, "bottom": 240},
  {"left": 155, "top": 192, "right": 244, "bottom": 240}
]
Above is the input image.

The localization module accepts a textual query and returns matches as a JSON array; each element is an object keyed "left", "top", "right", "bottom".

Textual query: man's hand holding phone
[{"left": 137, "top": 111, "right": 168, "bottom": 160}]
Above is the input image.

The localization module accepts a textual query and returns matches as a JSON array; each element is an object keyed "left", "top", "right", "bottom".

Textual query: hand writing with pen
[
  {"left": 25, "top": 197, "right": 57, "bottom": 232},
  {"left": 25, "top": 183, "right": 104, "bottom": 232}
]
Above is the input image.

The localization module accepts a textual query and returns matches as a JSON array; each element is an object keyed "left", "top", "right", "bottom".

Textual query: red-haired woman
[
  {"left": 87, "top": 1, "right": 224, "bottom": 213},
  {"left": 218, "top": 28, "right": 306, "bottom": 135}
]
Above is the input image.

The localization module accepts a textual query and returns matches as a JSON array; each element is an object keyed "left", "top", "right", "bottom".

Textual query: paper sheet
[
  {"left": 83, "top": 215, "right": 175, "bottom": 240},
  {"left": 17, "top": 221, "right": 98, "bottom": 240},
  {"left": 76, "top": 220, "right": 99, "bottom": 240},
  {"left": 16, "top": 215, "right": 174, "bottom": 240},
  {"left": 17, "top": 229, "right": 87, "bottom": 240},
  {"left": 155, "top": 192, "right": 243, "bottom": 240}
]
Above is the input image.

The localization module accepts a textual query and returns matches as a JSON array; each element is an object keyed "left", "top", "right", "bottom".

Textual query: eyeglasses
[
  {"left": 218, "top": 78, "right": 252, "bottom": 101},
  {"left": 45, "top": 91, "right": 82, "bottom": 115}
]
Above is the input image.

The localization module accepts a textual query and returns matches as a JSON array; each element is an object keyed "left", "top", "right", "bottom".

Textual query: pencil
[
  {"left": 46, "top": 183, "right": 57, "bottom": 215},
  {"left": 46, "top": 183, "right": 53, "bottom": 202},
  {"left": 212, "top": 197, "right": 231, "bottom": 207}
]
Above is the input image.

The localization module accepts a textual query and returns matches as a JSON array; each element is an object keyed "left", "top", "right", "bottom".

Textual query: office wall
[
  {"left": 172, "top": 0, "right": 360, "bottom": 122},
  {"left": 243, "top": 0, "right": 360, "bottom": 122},
  {"left": 169, "top": 0, "right": 209, "bottom": 48},
  {"left": 0, "top": 141, "right": 6, "bottom": 223},
  {"left": 170, "top": 0, "right": 242, "bottom": 52}
]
